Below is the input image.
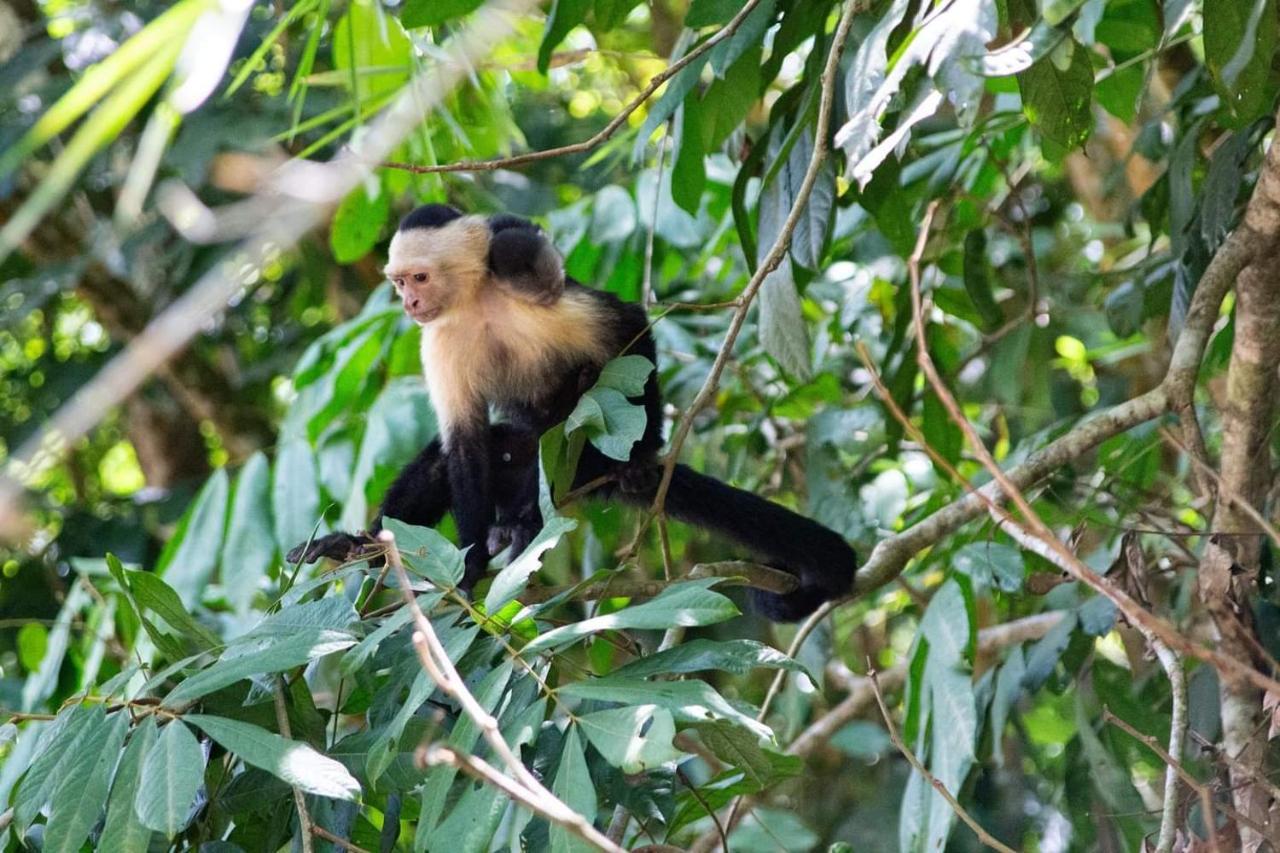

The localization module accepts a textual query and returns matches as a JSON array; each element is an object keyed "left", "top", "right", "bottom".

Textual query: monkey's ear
[
  {"left": 489, "top": 227, "right": 564, "bottom": 303},
  {"left": 399, "top": 204, "right": 462, "bottom": 232}
]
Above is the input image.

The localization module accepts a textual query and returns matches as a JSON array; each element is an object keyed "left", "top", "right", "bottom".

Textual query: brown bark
[{"left": 1196, "top": 111, "right": 1280, "bottom": 852}]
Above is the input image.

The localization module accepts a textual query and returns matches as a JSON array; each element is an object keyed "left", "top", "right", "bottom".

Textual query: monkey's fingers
[{"left": 286, "top": 532, "right": 369, "bottom": 564}]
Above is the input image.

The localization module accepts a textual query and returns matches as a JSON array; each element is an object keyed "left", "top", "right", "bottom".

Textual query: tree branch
[{"left": 380, "top": 0, "right": 768, "bottom": 175}]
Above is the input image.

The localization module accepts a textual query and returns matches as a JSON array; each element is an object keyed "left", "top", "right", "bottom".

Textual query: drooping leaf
[
  {"left": 538, "top": 0, "right": 590, "bottom": 74},
  {"left": 221, "top": 452, "right": 276, "bottom": 614},
  {"left": 164, "top": 629, "right": 356, "bottom": 706},
  {"left": 549, "top": 727, "right": 596, "bottom": 853},
  {"left": 157, "top": 468, "right": 230, "bottom": 608},
  {"left": 135, "top": 721, "right": 204, "bottom": 837},
  {"left": 952, "top": 542, "right": 1024, "bottom": 593},
  {"left": 43, "top": 710, "right": 128, "bottom": 853},
  {"left": 485, "top": 515, "right": 577, "bottom": 611},
  {"left": 330, "top": 184, "right": 390, "bottom": 263},
  {"left": 611, "top": 639, "right": 808, "bottom": 679},
  {"left": 559, "top": 676, "right": 772, "bottom": 740},
  {"left": 273, "top": 440, "right": 323, "bottom": 555},
  {"left": 187, "top": 715, "right": 361, "bottom": 801},
  {"left": 521, "top": 579, "right": 739, "bottom": 653},
  {"left": 99, "top": 718, "right": 158, "bottom": 853}
]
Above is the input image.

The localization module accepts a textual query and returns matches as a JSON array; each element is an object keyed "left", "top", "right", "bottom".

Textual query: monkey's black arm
[{"left": 445, "top": 421, "right": 496, "bottom": 591}]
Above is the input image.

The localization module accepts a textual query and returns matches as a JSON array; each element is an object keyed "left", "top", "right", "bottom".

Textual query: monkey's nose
[{"left": 404, "top": 294, "right": 422, "bottom": 312}]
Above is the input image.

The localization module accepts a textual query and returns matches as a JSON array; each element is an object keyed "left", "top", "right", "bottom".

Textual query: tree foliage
[{"left": 0, "top": 0, "right": 1277, "bottom": 850}]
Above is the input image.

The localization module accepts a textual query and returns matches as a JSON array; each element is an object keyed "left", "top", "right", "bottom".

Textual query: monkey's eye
[
  {"left": 413, "top": 272, "right": 428, "bottom": 283},
  {"left": 392, "top": 277, "right": 404, "bottom": 290}
]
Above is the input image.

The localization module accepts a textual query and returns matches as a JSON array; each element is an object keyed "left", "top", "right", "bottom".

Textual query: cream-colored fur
[{"left": 394, "top": 217, "right": 609, "bottom": 442}]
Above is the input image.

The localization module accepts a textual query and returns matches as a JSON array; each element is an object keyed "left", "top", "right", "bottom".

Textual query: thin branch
[
  {"left": 642, "top": 136, "right": 668, "bottom": 307},
  {"left": 309, "top": 825, "right": 372, "bottom": 853},
  {"left": 868, "top": 669, "right": 1018, "bottom": 853},
  {"left": 1104, "top": 710, "right": 1244, "bottom": 849},
  {"left": 1151, "top": 640, "right": 1189, "bottom": 853},
  {"left": 757, "top": 601, "right": 835, "bottom": 721},
  {"left": 380, "top": 0, "right": 768, "bottom": 175},
  {"left": 678, "top": 766, "right": 728, "bottom": 853},
  {"left": 651, "top": 0, "right": 862, "bottom": 519},
  {"left": 381, "top": 531, "right": 624, "bottom": 853},
  {"left": 274, "top": 679, "right": 315, "bottom": 853}
]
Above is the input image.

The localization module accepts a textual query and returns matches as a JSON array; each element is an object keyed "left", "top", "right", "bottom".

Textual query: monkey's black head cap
[{"left": 399, "top": 204, "right": 463, "bottom": 232}]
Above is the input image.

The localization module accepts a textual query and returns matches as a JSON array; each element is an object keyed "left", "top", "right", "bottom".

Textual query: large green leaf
[
  {"left": 1204, "top": 0, "right": 1277, "bottom": 126},
  {"left": 99, "top": 718, "right": 158, "bottom": 853},
  {"left": 383, "top": 518, "right": 465, "bottom": 588},
  {"left": 521, "top": 579, "right": 739, "bottom": 653},
  {"left": 577, "top": 705, "right": 684, "bottom": 773},
  {"left": 548, "top": 727, "right": 596, "bottom": 853},
  {"left": 273, "top": 440, "right": 322, "bottom": 555},
  {"left": 163, "top": 629, "right": 355, "bottom": 706},
  {"left": 611, "top": 638, "right": 808, "bottom": 679},
  {"left": 221, "top": 452, "right": 276, "bottom": 613},
  {"left": 485, "top": 515, "right": 577, "bottom": 611},
  {"left": 43, "top": 710, "right": 128, "bottom": 853},
  {"left": 186, "top": 715, "right": 361, "bottom": 801},
  {"left": 400, "top": 0, "right": 484, "bottom": 29},
  {"left": 158, "top": 468, "right": 230, "bottom": 608},
  {"left": 135, "top": 721, "right": 204, "bottom": 837},
  {"left": 1017, "top": 38, "right": 1093, "bottom": 160},
  {"left": 559, "top": 676, "right": 771, "bottom": 739}
]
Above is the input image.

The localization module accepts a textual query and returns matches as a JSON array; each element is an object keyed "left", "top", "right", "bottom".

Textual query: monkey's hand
[
  {"left": 486, "top": 517, "right": 542, "bottom": 559},
  {"left": 286, "top": 531, "right": 374, "bottom": 564}
]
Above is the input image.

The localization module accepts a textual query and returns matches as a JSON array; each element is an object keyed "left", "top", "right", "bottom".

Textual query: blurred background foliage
[{"left": 0, "top": 0, "right": 1275, "bottom": 849}]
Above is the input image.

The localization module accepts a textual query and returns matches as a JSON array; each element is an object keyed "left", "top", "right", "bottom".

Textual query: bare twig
[
  {"left": 1160, "top": 427, "right": 1280, "bottom": 548},
  {"left": 1151, "top": 640, "right": 1189, "bottom": 853},
  {"left": 868, "top": 669, "right": 1018, "bottom": 853},
  {"left": 651, "top": 0, "right": 862, "bottom": 517},
  {"left": 381, "top": 531, "right": 624, "bottom": 853},
  {"left": 274, "top": 679, "right": 315, "bottom": 853},
  {"left": 642, "top": 136, "right": 668, "bottom": 307},
  {"left": 678, "top": 766, "right": 729, "bottom": 853},
  {"left": 310, "top": 825, "right": 372, "bottom": 853},
  {"left": 757, "top": 601, "right": 836, "bottom": 722},
  {"left": 1104, "top": 709, "right": 1240, "bottom": 849},
  {"left": 380, "top": 0, "right": 767, "bottom": 175}
]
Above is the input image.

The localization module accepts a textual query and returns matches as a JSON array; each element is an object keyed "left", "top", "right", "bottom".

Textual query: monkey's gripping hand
[{"left": 286, "top": 531, "right": 377, "bottom": 565}]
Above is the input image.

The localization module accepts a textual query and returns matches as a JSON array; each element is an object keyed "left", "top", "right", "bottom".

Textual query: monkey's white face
[{"left": 384, "top": 218, "right": 490, "bottom": 325}]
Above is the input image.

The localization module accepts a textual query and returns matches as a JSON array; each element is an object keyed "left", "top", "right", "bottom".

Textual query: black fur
[{"left": 398, "top": 203, "right": 462, "bottom": 232}]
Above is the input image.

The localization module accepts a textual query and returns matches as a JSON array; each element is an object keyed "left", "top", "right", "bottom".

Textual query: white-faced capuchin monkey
[{"left": 289, "top": 204, "right": 857, "bottom": 620}]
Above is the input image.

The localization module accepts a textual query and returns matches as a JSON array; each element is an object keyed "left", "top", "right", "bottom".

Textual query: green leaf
[
  {"left": 401, "top": 0, "right": 484, "bottom": 28},
  {"left": 16, "top": 623, "right": 46, "bottom": 673},
  {"left": 1204, "top": 0, "right": 1276, "bottom": 125},
  {"left": 1078, "top": 596, "right": 1117, "bottom": 636},
  {"left": 961, "top": 230, "right": 1002, "bottom": 329},
  {"left": 686, "top": 0, "right": 739, "bottom": 26},
  {"left": 128, "top": 568, "right": 222, "bottom": 650},
  {"left": 611, "top": 638, "right": 808, "bottom": 680},
  {"left": 14, "top": 705, "right": 99, "bottom": 832},
  {"left": 1022, "top": 611, "right": 1077, "bottom": 692},
  {"left": 633, "top": 47, "right": 707, "bottom": 159},
  {"left": 549, "top": 727, "right": 596, "bottom": 853},
  {"left": 99, "top": 718, "right": 158, "bottom": 853},
  {"left": 559, "top": 676, "right": 772, "bottom": 739},
  {"left": 135, "top": 721, "right": 204, "bottom": 837},
  {"left": 273, "top": 440, "right": 322, "bottom": 555},
  {"left": 566, "top": 387, "right": 648, "bottom": 461},
  {"left": 758, "top": 262, "right": 812, "bottom": 380},
  {"left": 341, "top": 592, "right": 441, "bottom": 676},
  {"left": 44, "top": 709, "right": 128, "bottom": 853},
  {"left": 589, "top": 185, "right": 637, "bottom": 243},
  {"left": 578, "top": 705, "right": 684, "bottom": 773},
  {"left": 158, "top": 468, "right": 230, "bottom": 608},
  {"left": 596, "top": 355, "right": 654, "bottom": 396},
  {"left": 538, "top": 0, "right": 590, "bottom": 74},
  {"left": 186, "top": 715, "right": 361, "bottom": 801},
  {"left": 952, "top": 542, "right": 1024, "bottom": 593},
  {"left": 330, "top": 185, "right": 390, "bottom": 263},
  {"left": 418, "top": 661, "right": 513, "bottom": 834},
  {"left": 521, "top": 579, "right": 739, "bottom": 653},
  {"left": 237, "top": 596, "right": 358, "bottom": 642},
  {"left": 221, "top": 452, "right": 276, "bottom": 613},
  {"left": 919, "top": 579, "right": 973, "bottom": 668},
  {"left": 383, "top": 518, "right": 465, "bottom": 588},
  {"left": 1017, "top": 38, "right": 1093, "bottom": 160},
  {"left": 693, "top": 719, "right": 801, "bottom": 789},
  {"left": 332, "top": 0, "right": 412, "bottom": 101},
  {"left": 671, "top": 95, "right": 706, "bottom": 215},
  {"left": 989, "top": 646, "right": 1025, "bottom": 767},
  {"left": 1104, "top": 280, "right": 1145, "bottom": 338},
  {"left": 164, "top": 629, "right": 356, "bottom": 706}
]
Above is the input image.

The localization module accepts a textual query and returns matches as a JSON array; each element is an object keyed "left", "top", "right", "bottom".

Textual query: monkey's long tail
[{"left": 610, "top": 464, "right": 857, "bottom": 621}]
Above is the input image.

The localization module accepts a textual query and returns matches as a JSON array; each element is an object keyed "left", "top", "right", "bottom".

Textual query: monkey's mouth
[{"left": 406, "top": 306, "right": 443, "bottom": 324}]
